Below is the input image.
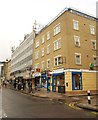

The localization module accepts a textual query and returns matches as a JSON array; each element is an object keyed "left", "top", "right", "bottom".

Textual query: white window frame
[
  {"left": 91, "top": 40, "right": 96, "bottom": 50},
  {"left": 41, "top": 61, "right": 45, "bottom": 69},
  {"left": 47, "top": 31, "right": 50, "bottom": 40},
  {"left": 35, "top": 63, "right": 39, "bottom": 69},
  {"left": 73, "top": 19, "right": 79, "bottom": 30},
  {"left": 36, "top": 40, "right": 40, "bottom": 48},
  {"left": 75, "top": 53, "right": 81, "bottom": 65},
  {"left": 93, "top": 55, "right": 98, "bottom": 66},
  {"left": 42, "top": 48, "right": 44, "bottom": 57},
  {"left": 35, "top": 51, "right": 39, "bottom": 59},
  {"left": 54, "top": 55, "right": 62, "bottom": 66},
  {"left": 54, "top": 23, "right": 61, "bottom": 35},
  {"left": 47, "top": 44, "right": 50, "bottom": 54},
  {"left": 47, "top": 59, "right": 50, "bottom": 68},
  {"left": 90, "top": 25, "right": 95, "bottom": 35},
  {"left": 74, "top": 35, "right": 80, "bottom": 47},
  {"left": 42, "top": 35, "right": 45, "bottom": 44},
  {"left": 54, "top": 38, "right": 61, "bottom": 51}
]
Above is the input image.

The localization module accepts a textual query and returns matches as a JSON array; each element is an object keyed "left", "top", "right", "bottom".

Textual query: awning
[
  {"left": 52, "top": 72, "right": 64, "bottom": 76},
  {"left": 32, "top": 72, "right": 41, "bottom": 78}
]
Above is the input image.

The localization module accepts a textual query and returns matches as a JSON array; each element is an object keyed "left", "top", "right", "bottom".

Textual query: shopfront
[
  {"left": 52, "top": 72, "right": 65, "bottom": 93},
  {"left": 41, "top": 72, "right": 51, "bottom": 92}
]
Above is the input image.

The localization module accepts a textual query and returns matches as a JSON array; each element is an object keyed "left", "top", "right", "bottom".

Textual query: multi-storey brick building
[{"left": 32, "top": 8, "right": 97, "bottom": 94}]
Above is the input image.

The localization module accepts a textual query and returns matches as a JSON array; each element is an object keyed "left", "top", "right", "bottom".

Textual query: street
[{"left": 1, "top": 88, "right": 96, "bottom": 118}]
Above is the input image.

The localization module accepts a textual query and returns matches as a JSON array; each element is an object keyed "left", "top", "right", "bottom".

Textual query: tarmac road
[{"left": 1, "top": 87, "right": 97, "bottom": 119}]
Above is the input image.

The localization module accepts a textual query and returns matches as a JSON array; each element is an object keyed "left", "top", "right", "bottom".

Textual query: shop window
[{"left": 72, "top": 73, "right": 82, "bottom": 90}]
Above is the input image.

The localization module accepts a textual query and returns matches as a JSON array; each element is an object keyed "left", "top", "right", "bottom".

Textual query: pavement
[{"left": 5, "top": 85, "right": 98, "bottom": 112}]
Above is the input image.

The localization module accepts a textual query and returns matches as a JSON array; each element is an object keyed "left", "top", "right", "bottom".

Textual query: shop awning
[{"left": 52, "top": 72, "right": 64, "bottom": 76}]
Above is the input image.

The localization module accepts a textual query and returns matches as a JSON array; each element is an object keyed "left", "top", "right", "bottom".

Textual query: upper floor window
[
  {"left": 90, "top": 25, "right": 95, "bottom": 35},
  {"left": 91, "top": 40, "right": 96, "bottom": 50},
  {"left": 36, "top": 40, "right": 40, "bottom": 48},
  {"left": 41, "top": 61, "right": 45, "bottom": 69},
  {"left": 47, "top": 44, "right": 50, "bottom": 54},
  {"left": 75, "top": 53, "right": 81, "bottom": 65},
  {"left": 54, "top": 38, "right": 61, "bottom": 51},
  {"left": 35, "top": 63, "right": 39, "bottom": 69},
  {"left": 93, "top": 56, "right": 98, "bottom": 66},
  {"left": 47, "top": 31, "right": 50, "bottom": 40},
  {"left": 73, "top": 20, "right": 79, "bottom": 30},
  {"left": 35, "top": 51, "right": 39, "bottom": 59},
  {"left": 54, "top": 23, "right": 61, "bottom": 35},
  {"left": 47, "top": 59, "right": 50, "bottom": 68},
  {"left": 74, "top": 36, "right": 80, "bottom": 47},
  {"left": 54, "top": 55, "right": 62, "bottom": 66},
  {"left": 42, "top": 48, "right": 44, "bottom": 57},
  {"left": 42, "top": 36, "right": 45, "bottom": 44}
]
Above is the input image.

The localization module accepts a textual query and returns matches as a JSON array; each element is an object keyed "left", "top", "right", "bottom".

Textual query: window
[
  {"left": 47, "top": 59, "right": 50, "bottom": 68},
  {"left": 35, "top": 51, "right": 39, "bottom": 59},
  {"left": 41, "top": 61, "right": 45, "bottom": 69},
  {"left": 54, "top": 56, "right": 62, "bottom": 66},
  {"left": 73, "top": 20, "right": 79, "bottom": 30},
  {"left": 54, "top": 38, "right": 61, "bottom": 51},
  {"left": 93, "top": 56, "right": 98, "bottom": 66},
  {"left": 75, "top": 53, "right": 81, "bottom": 64},
  {"left": 90, "top": 25, "right": 95, "bottom": 35},
  {"left": 42, "top": 36, "right": 45, "bottom": 44},
  {"left": 42, "top": 48, "right": 44, "bottom": 56},
  {"left": 47, "top": 44, "right": 50, "bottom": 54},
  {"left": 54, "top": 23, "right": 60, "bottom": 35},
  {"left": 35, "top": 63, "right": 39, "bottom": 69},
  {"left": 74, "top": 36, "right": 80, "bottom": 47},
  {"left": 47, "top": 31, "right": 50, "bottom": 40},
  {"left": 72, "top": 72, "right": 82, "bottom": 90},
  {"left": 91, "top": 40, "right": 96, "bottom": 50},
  {"left": 36, "top": 40, "right": 40, "bottom": 48}
]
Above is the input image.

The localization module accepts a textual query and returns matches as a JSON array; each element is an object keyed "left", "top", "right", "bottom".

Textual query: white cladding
[{"left": 11, "top": 32, "right": 34, "bottom": 74}]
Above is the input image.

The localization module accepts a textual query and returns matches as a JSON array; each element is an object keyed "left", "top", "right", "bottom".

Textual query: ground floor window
[{"left": 72, "top": 72, "right": 82, "bottom": 90}]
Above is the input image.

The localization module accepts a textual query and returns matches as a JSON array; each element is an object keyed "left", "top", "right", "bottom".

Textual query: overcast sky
[{"left": 0, "top": 0, "right": 97, "bottom": 61}]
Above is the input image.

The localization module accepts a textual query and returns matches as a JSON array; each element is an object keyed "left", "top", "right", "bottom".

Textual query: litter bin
[{"left": 58, "top": 86, "right": 65, "bottom": 93}]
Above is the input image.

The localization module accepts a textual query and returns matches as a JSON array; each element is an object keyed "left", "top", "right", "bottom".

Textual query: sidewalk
[{"left": 31, "top": 88, "right": 98, "bottom": 112}]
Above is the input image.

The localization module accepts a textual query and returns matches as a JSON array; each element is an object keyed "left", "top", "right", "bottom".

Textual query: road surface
[{"left": 1, "top": 87, "right": 97, "bottom": 118}]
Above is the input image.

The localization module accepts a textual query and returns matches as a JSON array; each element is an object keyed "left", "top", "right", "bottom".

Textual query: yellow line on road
[
  {"left": 68, "top": 102, "right": 82, "bottom": 110},
  {"left": 91, "top": 112, "right": 98, "bottom": 115}
]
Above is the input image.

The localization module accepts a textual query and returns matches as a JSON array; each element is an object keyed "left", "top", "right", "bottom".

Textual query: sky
[{"left": 0, "top": 0, "right": 97, "bottom": 61}]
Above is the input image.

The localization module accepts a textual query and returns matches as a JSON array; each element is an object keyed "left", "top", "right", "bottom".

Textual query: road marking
[
  {"left": 91, "top": 112, "right": 98, "bottom": 115},
  {"left": 68, "top": 102, "right": 82, "bottom": 110}
]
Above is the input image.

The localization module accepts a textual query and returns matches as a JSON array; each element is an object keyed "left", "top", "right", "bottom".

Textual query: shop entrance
[{"left": 52, "top": 72, "right": 65, "bottom": 93}]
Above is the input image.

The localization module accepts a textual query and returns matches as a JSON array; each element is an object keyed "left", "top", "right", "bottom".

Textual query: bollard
[{"left": 87, "top": 90, "right": 91, "bottom": 104}]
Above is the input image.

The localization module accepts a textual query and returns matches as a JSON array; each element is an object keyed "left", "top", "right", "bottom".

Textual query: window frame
[
  {"left": 73, "top": 19, "right": 79, "bottom": 30},
  {"left": 75, "top": 53, "right": 81, "bottom": 65},
  {"left": 54, "top": 23, "right": 61, "bottom": 36},
  {"left": 54, "top": 38, "right": 61, "bottom": 51},
  {"left": 47, "top": 59, "right": 50, "bottom": 68},
  {"left": 47, "top": 44, "right": 50, "bottom": 54},
  {"left": 54, "top": 55, "right": 62, "bottom": 66},
  {"left": 41, "top": 61, "right": 45, "bottom": 69},
  {"left": 91, "top": 40, "right": 96, "bottom": 50},
  {"left": 47, "top": 31, "right": 50, "bottom": 40},
  {"left": 74, "top": 35, "right": 80, "bottom": 47},
  {"left": 90, "top": 25, "right": 95, "bottom": 35},
  {"left": 36, "top": 40, "right": 40, "bottom": 48}
]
